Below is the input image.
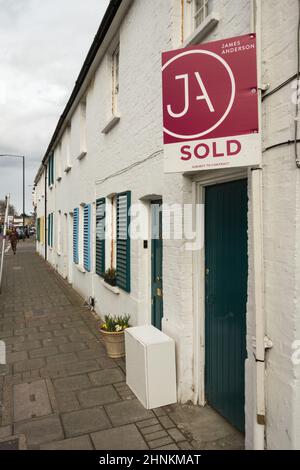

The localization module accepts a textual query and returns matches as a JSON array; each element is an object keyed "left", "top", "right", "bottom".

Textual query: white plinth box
[{"left": 125, "top": 325, "right": 177, "bottom": 409}]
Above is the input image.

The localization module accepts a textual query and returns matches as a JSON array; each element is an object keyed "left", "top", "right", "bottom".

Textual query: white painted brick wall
[
  {"left": 260, "top": 0, "right": 300, "bottom": 449},
  {"left": 34, "top": 0, "right": 300, "bottom": 449}
]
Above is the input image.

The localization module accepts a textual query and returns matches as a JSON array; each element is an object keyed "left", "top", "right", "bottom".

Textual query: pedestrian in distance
[{"left": 9, "top": 227, "right": 18, "bottom": 255}]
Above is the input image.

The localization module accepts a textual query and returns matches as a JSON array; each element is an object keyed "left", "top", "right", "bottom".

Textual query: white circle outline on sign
[{"left": 162, "top": 49, "right": 236, "bottom": 139}]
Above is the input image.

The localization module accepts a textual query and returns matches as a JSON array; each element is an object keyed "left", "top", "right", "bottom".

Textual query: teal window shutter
[
  {"left": 37, "top": 218, "right": 40, "bottom": 242},
  {"left": 48, "top": 213, "right": 54, "bottom": 247},
  {"left": 96, "top": 198, "right": 105, "bottom": 276},
  {"left": 116, "top": 191, "right": 131, "bottom": 292},
  {"left": 47, "top": 214, "right": 50, "bottom": 246},
  {"left": 83, "top": 204, "right": 91, "bottom": 272},
  {"left": 73, "top": 208, "right": 79, "bottom": 264}
]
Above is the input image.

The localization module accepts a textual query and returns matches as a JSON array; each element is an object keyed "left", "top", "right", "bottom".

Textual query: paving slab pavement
[{"left": 0, "top": 240, "right": 244, "bottom": 450}]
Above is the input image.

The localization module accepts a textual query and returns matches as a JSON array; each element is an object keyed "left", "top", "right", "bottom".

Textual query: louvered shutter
[
  {"left": 83, "top": 204, "right": 91, "bottom": 272},
  {"left": 37, "top": 218, "right": 40, "bottom": 242},
  {"left": 48, "top": 213, "right": 54, "bottom": 247},
  {"left": 47, "top": 214, "right": 51, "bottom": 246},
  {"left": 73, "top": 208, "right": 79, "bottom": 264},
  {"left": 116, "top": 191, "right": 131, "bottom": 292},
  {"left": 96, "top": 198, "right": 105, "bottom": 276}
]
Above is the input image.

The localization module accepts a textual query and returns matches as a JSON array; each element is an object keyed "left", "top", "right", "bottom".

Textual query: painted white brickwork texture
[
  {"left": 260, "top": 0, "right": 300, "bottom": 450},
  {"left": 34, "top": 0, "right": 300, "bottom": 449}
]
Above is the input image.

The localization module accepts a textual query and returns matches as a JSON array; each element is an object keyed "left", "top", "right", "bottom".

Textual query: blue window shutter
[
  {"left": 83, "top": 204, "right": 91, "bottom": 272},
  {"left": 73, "top": 208, "right": 79, "bottom": 264},
  {"left": 116, "top": 191, "right": 131, "bottom": 292},
  {"left": 96, "top": 198, "right": 105, "bottom": 276}
]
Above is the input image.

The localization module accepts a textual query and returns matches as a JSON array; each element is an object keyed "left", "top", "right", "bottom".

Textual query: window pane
[{"left": 194, "top": 0, "right": 209, "bottom": 28}]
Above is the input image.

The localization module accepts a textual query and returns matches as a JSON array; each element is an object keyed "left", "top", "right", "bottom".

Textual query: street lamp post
[{"left": 0, "top": 154, "right": 25, "bottom": 229}]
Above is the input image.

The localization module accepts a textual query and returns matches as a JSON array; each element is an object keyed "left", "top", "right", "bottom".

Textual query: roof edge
[{"left": 34, "top": 0, "right": 123, "bottom": 185}]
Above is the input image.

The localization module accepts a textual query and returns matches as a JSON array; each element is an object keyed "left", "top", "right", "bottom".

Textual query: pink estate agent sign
[{"left": 162, "top": 34, "right": 260, "bottom": 173}]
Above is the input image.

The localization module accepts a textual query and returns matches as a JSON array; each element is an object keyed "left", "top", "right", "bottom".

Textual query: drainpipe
[
  {"left": 251, "top": 167, "right": 265, "bottom": 450},
  {"left": 43, "top": 162, "right": 48, "bottom": 261},
  {"left": 251, "top": 0, "right": 269, "bottom": 450}
]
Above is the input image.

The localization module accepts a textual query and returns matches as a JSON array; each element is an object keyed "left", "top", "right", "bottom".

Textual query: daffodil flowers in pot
[{"left": 100, "top": 314, "right": 130, "bottom": 358}]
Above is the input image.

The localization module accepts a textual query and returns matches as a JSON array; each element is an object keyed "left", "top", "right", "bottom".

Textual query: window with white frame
[
  {"left": 56, "top": 142, "right": 62, "bottom": 181},
  {"left": 95, "top": 192, "right": 131, "bottom": 292},
  {"left": 194, "top": 0, "right": 210, "bottom": 28},
  {"left": 80, "top": 99, "right": 87, "bottom": 156},
  {"left": 183, "top": 0, "right": 212, "bottom": 41},
  {"left": 78, "top": 204, "right": 84, "bottom": 268},
  {"left": 57, "top": 210, "right": 62, "bottom": 254},
  {"left": 105, "top": 195, "right": 117, "bottom": 270},
  {"left": 95, "top": 195, "right": 116, "bottom": 276},
  {"left": 112, "top": 44, "right": 120, "bottom": 115},
  {"left": 64, "top": 125, "right": 71, "bottom": 172}
]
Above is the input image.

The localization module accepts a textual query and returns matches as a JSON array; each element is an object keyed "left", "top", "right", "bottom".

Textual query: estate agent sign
[{"left": 162, "top": 34, "right": 260, "bottom": 172}]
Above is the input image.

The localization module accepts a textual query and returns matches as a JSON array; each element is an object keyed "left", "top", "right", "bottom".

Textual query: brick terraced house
[{"left": 33, "top": 0, "right": 300, "bottom": 449}]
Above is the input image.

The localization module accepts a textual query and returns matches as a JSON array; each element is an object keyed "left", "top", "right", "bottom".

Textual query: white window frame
[
  {"left": 182, "top": 0, "right": 218, "bottom": 45},
  {"left": 78, "top": 99, "right": 87, "bottom": 159},
  {"left": 193, "top": 0, "right": 209, "bottom": 29},
  {"left": 57, "top": 210, "right": 62, "bottom": 254},
  {"left": 78, "top": 204, "right": 85, "bottom": 270},
  {"left": 192, "top": 168, "right": 248, "bottom": 405},
  {"left": 64, "top": 125, "right": 72, "bottom": 172},
  {"left": 112, "top": 44, "right": 120, "bottom": 116},
  {"left": 56, "top": 142, "right": 62, "bottom": 181},
  {"left": 105, "top": 195, "right": 117, "bottom": 271}
]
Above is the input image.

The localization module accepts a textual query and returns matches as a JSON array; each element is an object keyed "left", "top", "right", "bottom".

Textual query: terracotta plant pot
[{"left": 100, "top": 329, "right": 125, "bottom": 358}]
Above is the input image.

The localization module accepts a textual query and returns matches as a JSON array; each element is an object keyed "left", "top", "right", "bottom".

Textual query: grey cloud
[{"left": 0, "top": 0, "right": 109, "bottom": 213}]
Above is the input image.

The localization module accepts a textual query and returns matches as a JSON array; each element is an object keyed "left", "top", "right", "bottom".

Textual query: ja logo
[
  {"left": 162, "top": 49, "right": 236, "bottom": 140},
  {"left": 167, "top": 71, "right": 215, "bottom": 118},
  {"left": 0, "top": 340, "right": 6, "bottom": 365}
]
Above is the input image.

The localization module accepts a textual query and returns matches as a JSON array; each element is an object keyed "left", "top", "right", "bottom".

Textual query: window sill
[
  {"left": 101, "top": 114, "right": 120, "bottom": 134},
  {"left": 64, "top": 165, "right": 72, "bottom": 173},
  {"left": 49, "top": 184, "right": 54, "bottom": 190},
  {"left": 76, "top": 265, "right": 86, "bottom": 274},
  {"left": 102, "top": 280, "right": 120, "bottom": 295},
  {"left": 182, "top": 12, "right": 219, "bottom": 47},
  {"left": 77, "top": 151, "right": 87, "bottom": 161}
]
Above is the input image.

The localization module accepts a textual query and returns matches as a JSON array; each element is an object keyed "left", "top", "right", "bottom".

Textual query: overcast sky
[{"left": 0, "top": 0, "right": 109, "bottom": 214}]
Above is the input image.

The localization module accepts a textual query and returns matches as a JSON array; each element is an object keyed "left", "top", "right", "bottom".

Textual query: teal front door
[
  {"left": 205, "top": 179, "right": 248, "bottom": 432},
  {"left": 151, "top": 201, "right": 163, "bottom": 330}
]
